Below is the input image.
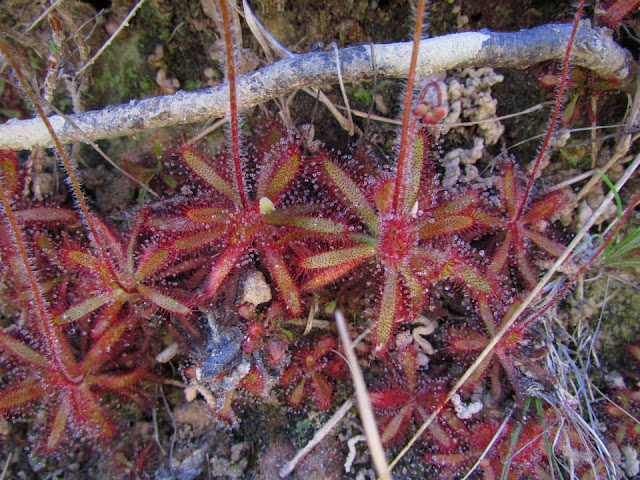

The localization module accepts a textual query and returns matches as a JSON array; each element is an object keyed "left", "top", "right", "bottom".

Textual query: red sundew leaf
[
  {"left": 16, "top": 207, "right": 78, "bottom": 225},
  {"left": 90, "top": 296, "right": 127, "bottom": 339},
  {"left": 264, "top": 212, "right": 347, "bottom": 235},
  {"left": 54, "top": 290, "right": 121, "bottom": 325},
  {"left": 0, "top": 333, "right": 48, "bottom": 367},
  {"left": 324, "top": 356, "right": 345, "bottom": 378},
  {"left": 82, "top": 320, "right": 130, "bottom": 373},
  {"left": 374, "top": 271, "right": 399, "bottom": 349},
  {"left": 301, "top": 256, "right": 370, "bottom": 291},
  {"left": 400, "top": 345, "right": 417, "bottom": 391},
  {"left": 134, "top": 247, "right": 170, "bottom": 281},
  {"left": 66, "top": 248, "right": 102, "bottom": 270},
  {"left": 145, "top": 215, "right": 192, "bottom": 232},
  {"left": 523, "top": 228, "right": 567, "bottom": 257},
  {"left": 600, "top": 0, "right": 640, "bottom": 27},
  {"left": 418, "top": 192, "right": 497, "bottom": 239},
  {"left": 280, "top": 364, "right": 301, "bottom": 388},
  {"left": 154, "top": 255, "right": 208, "bottom": 280},
  {"left": 240, "top": 368, "right": 267, "bottom": 397},
  {"left": 90, "top": 367, "right": 147, "bottom": 390},
  {"left": 520, "top": 190, "right": 569, "bottom": 224},
  {"left": 179, "top": 146, "right": 241, "bottom": 205},
  {"left": 448, "top": 329, "right": 489, "bottom": 351},
  {"left": 515, "top": 243, "right": 539, "bottom": 288},
  {"left": 309, "top": 335, "right": 336, "bottom": 360},
  {"left": 418, "top": 214, "right": 477, "bottom": 239},
  {"left": 258, "top": 142, "right": 300, "bottom": 202},
  {"left": 413, "top": 246, "right": 495, "bottom": 297},
  {"left": 500, "top": 162, "right": 520, "bottom": 220},
  {"left": 0, "top": 380, "right": 44, "bottom": 411},
  {"left": 44, "top": 401, "right": 69, "bottom": 452},
  {"left": 287, "top": 377, "right": 306, "bottom": 407},
  {"left": 185, "top": 206, "right": 229, "bottom": 224},
  {"left": 136, "top": 284, "right": 190, "bottom": 315},
  {"left": 266, "top": 338, "right": 288, "bottom": 365},
  {"left": 370, "top": 389, "right": 412, "bottom": 412},
  {"left": 300, "top": 244, "right": 377, "bottom": 270},
  {"left": 71, "top": 383, "right": 115, "bottom": 439},
  {"left": 0, "top": 149, "right": 19, "bottom": 196},
  {"left": 488, "top": 160, "right": 569, "bottom": 288},
  {"left": 203, "top": 244, "right": 246, "bottom": 299},
  {"left": 324, "top": 158, "right": 378, "bottom": 229},
  {"left": 372, "top": 177, "right": 394, "bottom": 216},
  {"left": 310, "top": 372, "right": 333, "bottom": 410},
  {"left": 172, "top": 228, "right": 227, "bottom": 251},
  {"left": 402, "top": 130, "right": 429, "bottom": 213},
  {"left": 427, "top": 419, "right": 459, "bottom": 451},
  {"left": 380, "top": 403, "right": 413, "bottom": 445},
  {"left": 423, "top": 452, "right": 468, "bottom": 470},
  {"left": 93, "top": 216, "right": 127, "bottom": 266},
  {"left": 399, "top": 266, "right": 424, "bottom": 311},
  {"left": 46, "top": 324, "right": 80, "bottom": 372},
  {"left": 261, "top": 247, "right": 302, "bottom": 316},
  {"left": 489, "top": 231, "right": 513, "bottom": 275},
  {"left": 444, "top": 260, "right": 494, "bottom": 297},
  {"left": 258, "top": 123, "right": 287, "bottom": 154}
]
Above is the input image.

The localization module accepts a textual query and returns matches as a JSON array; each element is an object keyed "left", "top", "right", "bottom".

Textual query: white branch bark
[{"left": 0, "top": 21, "right": 634, "bottom": 151}]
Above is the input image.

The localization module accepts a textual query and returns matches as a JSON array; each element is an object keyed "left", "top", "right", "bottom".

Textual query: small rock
[
  {"left": 575, "top": 201, "right": 593, "bottom": 230},
  {"left": 175, "top": 400, "right": 214, "bottom": 433},
  {"left": 239, "top": 269, "right": 272, "bottom": 307},
  {"left": 621, "top": 445, "right": 639, "bottom": 477}
]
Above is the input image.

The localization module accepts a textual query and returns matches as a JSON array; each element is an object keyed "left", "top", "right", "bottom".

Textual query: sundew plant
[{"left": 0, "top": 0, "right": 639, "bottom": 478}]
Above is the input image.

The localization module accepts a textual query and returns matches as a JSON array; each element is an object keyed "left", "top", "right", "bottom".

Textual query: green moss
[{"left": 92, "top": 32, "right": 155, "bottom": 106}]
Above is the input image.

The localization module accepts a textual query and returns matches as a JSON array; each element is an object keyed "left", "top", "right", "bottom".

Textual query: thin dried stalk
[
  {"left": 335, "top": 310, "right": 391, "bottom": 480},
  {"left": 279, "top": 398, "right": 354, "bottom": 478}
]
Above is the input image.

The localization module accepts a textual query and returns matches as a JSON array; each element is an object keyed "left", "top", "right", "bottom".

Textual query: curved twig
[{"left": 0, "top": 21, "right": 634, "bottom": 151}]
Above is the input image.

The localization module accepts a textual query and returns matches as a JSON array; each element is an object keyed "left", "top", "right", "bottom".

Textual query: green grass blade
[
  {"left": 598, "top": 171, "right": 622, "bottom": 218},
  {"left": 534, "top": 397, "right": 565, "bottom": 480},
  {"left": 500, "top": 397, "right": 532, "bottom": 480}
]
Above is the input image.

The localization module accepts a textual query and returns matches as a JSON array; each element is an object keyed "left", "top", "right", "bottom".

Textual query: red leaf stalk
[
  {"left": 516, "top": 0, "right": 585, "bottom": 220},
  {"left": 0, "top": 38, "right": 125, "bottom": 291},
  {"left": 393, "top": 0, "right": 426, "bottom": 216},
  {"left": 0, "top": 167, "right": 80, "bottom": 384},
  {"left": 219, "top": 0, "right": 248, "bottom": 208}
]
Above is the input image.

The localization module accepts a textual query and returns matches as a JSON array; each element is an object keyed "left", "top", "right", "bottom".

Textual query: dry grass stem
[
  {"left": 279, "top": 397, "right": 354, "bottom": 478},
  {"left": 335, "top": 310, "right": 391, "bottom": 480},
  {"left": 23, "top": 0, "right": 65, "bottom": 35},
  {"left": 577, "top": 77, "right": 640, "bottom": 201},
  {"left": 0, "top": 452, "right": 11, "bottom": 480},
  {"left": 75, "top": 0, "right": 146, "bottom": 78}
]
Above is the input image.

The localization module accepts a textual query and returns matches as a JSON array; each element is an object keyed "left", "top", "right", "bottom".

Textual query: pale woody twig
[
  {"left": 23, "top": 0, "right": 65, "bottom": 35},
  {"left": 0, "top": 22, "right": 632, "bottom": 151}
]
